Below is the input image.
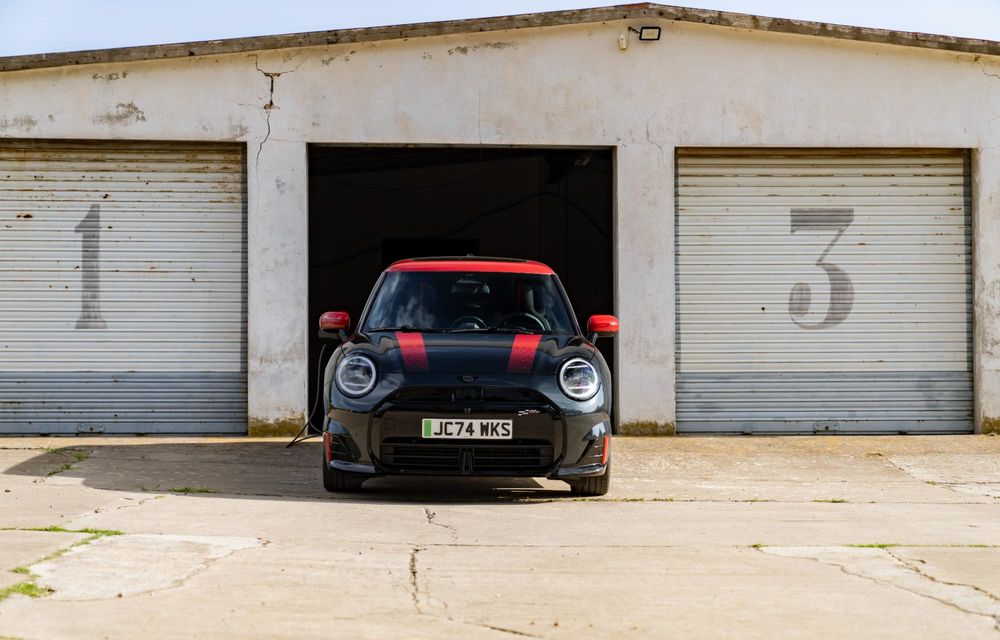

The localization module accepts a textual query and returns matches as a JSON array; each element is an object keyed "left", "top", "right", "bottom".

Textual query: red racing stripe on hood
[
  {"left": 507, "top": 334, "right": 542, "bottom": 374},
  {"left": 396, "top": 332, "right": 429, "bottom": 371}
]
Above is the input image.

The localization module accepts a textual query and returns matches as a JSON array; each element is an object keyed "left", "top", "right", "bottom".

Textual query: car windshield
[{"left": 363, "top": 271, "right": 577, "bottom": 335}]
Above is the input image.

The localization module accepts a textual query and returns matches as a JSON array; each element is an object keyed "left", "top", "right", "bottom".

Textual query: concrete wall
[{"left": 1, "top": 19, "right": 999, "bottom": 432}]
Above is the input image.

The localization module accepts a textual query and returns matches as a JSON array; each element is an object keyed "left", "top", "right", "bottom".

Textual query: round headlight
[
  {"left": 558, "top": 357, "right": 600, "bottom": 401},
  {"left": 335, "top": 354, "right": 377, "bottom": 397}
]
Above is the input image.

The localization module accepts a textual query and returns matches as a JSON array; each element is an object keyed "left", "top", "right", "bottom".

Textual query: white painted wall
[{"left": 1, "top": 19, "right": 999, "bottom": 431}]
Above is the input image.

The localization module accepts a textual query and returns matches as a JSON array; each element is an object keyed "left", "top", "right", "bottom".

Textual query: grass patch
[
  {"left": 750, "top": 543, "right": 765, "bottom": 549},
  {"left": 10, "top": 566, "right": 30, "bottom": 575},
  {"left": 925, "top": 480, "right": 939, "bottom": 486},
  {"left": 23, "top": 525, "right": 122, "bottom": 536},
  {"left": 960, "top": 544, "right": 997, "bottom": 548},
  {"left": 169, "top": 486, "right": 215, "bottom": 494},
  {"left": 813, "top": 498, "right": 848, "bottom": 504},
  {"left": 74, "top": 528, "right": 123, "bottom": 537},
  {"left": 0, "top": 582, "right": 52, "bottom": 601}
]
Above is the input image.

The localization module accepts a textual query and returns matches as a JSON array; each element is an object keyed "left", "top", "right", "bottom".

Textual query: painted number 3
[{"left": 787, "top": 208, "right": 855, "bottom": 330}]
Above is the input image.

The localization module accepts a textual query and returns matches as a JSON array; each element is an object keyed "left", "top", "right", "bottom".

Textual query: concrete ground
[{"left": 0, "top": 436, "right": 999, "bottom": 639}]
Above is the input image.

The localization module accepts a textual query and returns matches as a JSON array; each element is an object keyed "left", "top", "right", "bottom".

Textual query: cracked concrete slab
[
  {"left": 0, "top": 530, "right": 88, "bottom": 589},
  {"left": 2, "top": 436, "right": 1000, "bottom": 638},
  {"left": 31, "top": 534, "right": 262, "bottom": 600},
  {"left": 762, "top": 546, "right": 1000, "bottom": 631},
  {"left": 886, "top": 454, "right": 1000, "bottom": 498},
  {"left": 891, "top": 547, "right": 1000, "bottom": 601},
  {"left": 0, "top": 483, "right": 136, "bottom": 530},
  {"left": 416, "top": 545, "right": 998, "bottom": 638}
]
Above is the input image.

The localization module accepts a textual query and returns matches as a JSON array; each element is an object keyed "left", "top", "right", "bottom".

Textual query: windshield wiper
[
  {"left": 447, "top": 327, "right": 539, "bottom": 335},
  {"left": 366, "top": 326, "right": 449, "bottom": 333}
]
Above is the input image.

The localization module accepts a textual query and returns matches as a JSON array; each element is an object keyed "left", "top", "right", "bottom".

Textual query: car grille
[
  {"left": 384, "top": 386, "right": 555, "bottom": 412},
  {"left": 380, "top": 438, "right": 555, "bottom": 475}
]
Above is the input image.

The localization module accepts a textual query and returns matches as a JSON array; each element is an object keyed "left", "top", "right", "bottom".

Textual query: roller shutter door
[
  {"left": 0, "top": 141, "right": 247, "bottom": 434},
  {"left": 675, "top": 150, "right": 972, "bottom": 434}
]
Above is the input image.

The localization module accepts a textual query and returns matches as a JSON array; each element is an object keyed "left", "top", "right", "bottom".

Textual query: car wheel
[
  {"left": 322, "top": 455, "right": 366, "bottom": 492},
  {"left": 567, "top": 462, "right": 611, "bottom": 497}
]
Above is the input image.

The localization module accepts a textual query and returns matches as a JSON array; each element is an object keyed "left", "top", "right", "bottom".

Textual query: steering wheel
[
  {"left": 500, "top": 312, "right": 547, "bottom": 332},
  {"left": 449, "top": 315, "right": 487, "bottom": 329}
]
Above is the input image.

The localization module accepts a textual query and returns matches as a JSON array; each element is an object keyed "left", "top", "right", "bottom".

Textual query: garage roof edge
[{"left": 0, "top": 3, "right": 997, "bottom": 73}]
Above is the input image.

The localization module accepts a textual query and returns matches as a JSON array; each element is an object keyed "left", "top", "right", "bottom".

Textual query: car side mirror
[
  {"left": 587, "top": 314, "right": 619, "bottom": 343},
  {"left": 319, "top": 311, "right": 351, "bottom": 342}
]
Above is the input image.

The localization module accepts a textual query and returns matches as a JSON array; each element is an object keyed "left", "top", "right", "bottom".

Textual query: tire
[
  {"left": 567, "top": 462, "right": 611, "bottom": 497},
  {"left": 322, "top": 456, "right": 366, "bottom": 492}
]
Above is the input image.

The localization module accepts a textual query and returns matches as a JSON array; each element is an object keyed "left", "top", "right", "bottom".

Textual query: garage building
[{"left": 0, "top": 4, "right": 998, "bottom": 435}]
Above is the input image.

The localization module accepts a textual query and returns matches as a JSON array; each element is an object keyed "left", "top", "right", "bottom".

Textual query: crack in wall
[
  {"left": 253, "top": 57, "right": 277, "bottom": 171},
  {"left": 251, "top": 55, "right": 306, "bottom": 172}
]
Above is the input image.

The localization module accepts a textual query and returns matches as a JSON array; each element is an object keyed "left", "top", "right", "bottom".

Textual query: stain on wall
[
  {"left": 0, "top": 115, "right": 37, "bottom": 131},
  {"left": 92, "top": 102, "right": 146, "bottom": 125},
  {"left": 447, "top": 41, "right": 517, "bottom": 55}
]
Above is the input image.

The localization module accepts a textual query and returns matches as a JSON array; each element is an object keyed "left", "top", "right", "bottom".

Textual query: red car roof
[{"left": 386, "top": 258, "right": 554, "bottom": 275}]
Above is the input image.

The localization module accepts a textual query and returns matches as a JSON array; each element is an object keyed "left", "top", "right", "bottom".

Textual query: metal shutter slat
[
  {"left": 0, "top": 140, "right": 247, "bottom": 434},
  {"left": 675, "top": 150, "right": 972, "bottom": 434}
]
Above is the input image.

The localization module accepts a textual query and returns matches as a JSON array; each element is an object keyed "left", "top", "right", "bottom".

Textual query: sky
[{"left": 0, "top": 0, "right": 997, "bottom": 57}]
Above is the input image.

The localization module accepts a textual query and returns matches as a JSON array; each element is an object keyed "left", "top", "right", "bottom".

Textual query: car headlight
[
  {"left": 335, "top": 353, "right": 378, "bottom": 397},
  {"left": 558, "top": 357, "right": 600, "bottom": 401}
]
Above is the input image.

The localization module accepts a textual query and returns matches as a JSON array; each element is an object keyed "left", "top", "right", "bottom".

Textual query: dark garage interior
[{"left": 307, "top": 146, "right": 615, "bottom": 430}]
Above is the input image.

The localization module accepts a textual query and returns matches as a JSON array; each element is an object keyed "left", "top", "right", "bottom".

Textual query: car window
[{"left": 363, "top": 271, "right": 576, "bottom": 334}]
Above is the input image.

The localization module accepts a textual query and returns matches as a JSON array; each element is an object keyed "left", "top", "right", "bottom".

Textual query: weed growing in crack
[
  {"left": 813, "top": 498, "right": 848, "bottom": 503},
  {"left": 46, "top": 463, "right": 73, "bottom": 477},
  {"left": 43, "top": 448, "right": 88, "bottom": 476},
  {"left": 169, "top": 487, "right": 215, "bottom": 494},
  {"left": 3, "top": 526, "right": 125, "bottom": 598},
  {"left": 24, "top": 526, "right": 122, "bottom": 536},
  {"left": 848, "top": 543, "right": 899, "bottom": 549}
]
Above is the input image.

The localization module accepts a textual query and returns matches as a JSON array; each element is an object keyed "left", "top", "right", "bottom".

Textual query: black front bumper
[{"left": 326, "top": 385, "right": 609, "bottom": 479}]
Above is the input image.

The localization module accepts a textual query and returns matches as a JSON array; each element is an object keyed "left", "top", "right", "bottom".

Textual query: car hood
[{"left": 345, "top": 331, "right": 595, "bottom": 375}]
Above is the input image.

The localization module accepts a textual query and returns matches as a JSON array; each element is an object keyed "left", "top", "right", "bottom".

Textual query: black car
[{"left": 318, "top": 257, "right": 618, "bottom": 496}]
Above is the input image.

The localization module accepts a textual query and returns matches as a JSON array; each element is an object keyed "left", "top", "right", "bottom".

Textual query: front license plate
[{"left": 422, "top": 418, "right": 512, "bottom": 440}]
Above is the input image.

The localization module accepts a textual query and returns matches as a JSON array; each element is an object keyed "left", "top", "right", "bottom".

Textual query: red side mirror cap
[
  {"left": 319, "top": 311, "right": 351, "bottom": 332},
  {"left": 587, "top": 314, "right": 619, "bottom": 338}
]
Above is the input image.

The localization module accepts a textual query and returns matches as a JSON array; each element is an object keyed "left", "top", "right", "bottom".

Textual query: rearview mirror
[
  {"left": 318, "top": 311, "right": 351, "bottom": 341},
  {"left": 587, "top": 315, "right": 619, "bottom": 342}
]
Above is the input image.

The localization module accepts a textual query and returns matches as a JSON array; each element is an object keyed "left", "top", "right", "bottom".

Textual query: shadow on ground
[{"left": 2, "top": 439, "right": 575, "bottom": 504}]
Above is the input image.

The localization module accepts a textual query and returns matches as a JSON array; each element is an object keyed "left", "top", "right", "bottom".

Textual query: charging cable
[{"left": 285, "top": 344, "right": 327, "bottom": 448}]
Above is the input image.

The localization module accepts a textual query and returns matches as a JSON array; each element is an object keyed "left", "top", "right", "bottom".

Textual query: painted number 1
[
  {"left": 787, "top": 207, "right": 855, "bottom": 330},
  {"left": 75, "top": 203, "right": 107, "bottom": 329}
]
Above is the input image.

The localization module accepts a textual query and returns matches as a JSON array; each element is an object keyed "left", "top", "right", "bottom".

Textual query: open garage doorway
[{"left": 307, "top": 146, "right": 615, "bottom": 429}]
